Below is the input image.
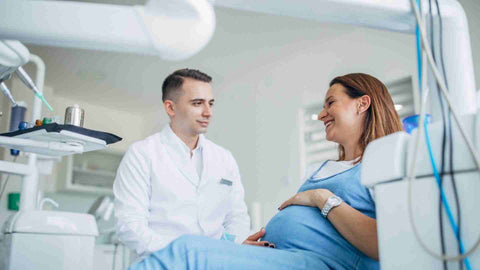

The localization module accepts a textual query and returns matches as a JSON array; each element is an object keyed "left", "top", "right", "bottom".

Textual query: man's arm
[
  {"left": 222, "top": 152, "right": 251, "bottom": 244},
  {"left": 113, "top": 144, "right": 175, "bottom": 255}
]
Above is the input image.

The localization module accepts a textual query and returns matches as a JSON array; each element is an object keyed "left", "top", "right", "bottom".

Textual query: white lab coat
[{"left": 113, "top": 124, "right": 251, "bottom": 256}]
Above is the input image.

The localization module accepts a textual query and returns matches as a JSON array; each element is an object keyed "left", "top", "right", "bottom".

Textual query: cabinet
[
  {"left": 93, "top": 244, "right": 132, "bottom": 270},
  {"left": 57, "top": 149, "right": 124, "bottom": 193}
]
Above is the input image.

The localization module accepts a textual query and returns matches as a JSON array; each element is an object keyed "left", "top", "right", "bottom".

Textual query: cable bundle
[{"left": 408, "top": 0, "right": 480, "bottom": 269}]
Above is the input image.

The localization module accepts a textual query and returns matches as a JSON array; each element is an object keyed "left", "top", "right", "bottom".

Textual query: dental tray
[{"left": 0, "top": 123, "right": 122, "bottom": 156}]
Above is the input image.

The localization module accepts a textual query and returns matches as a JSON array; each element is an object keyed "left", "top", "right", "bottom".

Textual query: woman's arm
[
  {"left": 327, "top": 201, "right": 378, "bottom": 260},
  {"left": 279, "top": 189, "right": 379, "bottom": 260}
]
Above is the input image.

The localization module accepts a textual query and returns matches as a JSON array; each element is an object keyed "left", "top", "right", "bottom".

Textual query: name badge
[{"left": 220, "top": 178, "right": 233, "bottom": 186}]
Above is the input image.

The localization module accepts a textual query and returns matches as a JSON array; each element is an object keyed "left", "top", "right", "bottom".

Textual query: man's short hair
[{"left": 162, "top": 68, "right": 212, "bottom": 102}]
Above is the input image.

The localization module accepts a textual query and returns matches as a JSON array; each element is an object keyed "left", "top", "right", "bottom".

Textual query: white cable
[{"left": 407, "top": 0, "right": 480, "bottom": 261}]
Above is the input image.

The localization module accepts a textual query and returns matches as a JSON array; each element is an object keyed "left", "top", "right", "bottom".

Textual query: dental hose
[
  {"left": 34, "top": 92, "right": 53, "bottom": 112},
  {"left": 0, "top": 82, "right": 17, "bottom": 107},
  {"left": 15, "top": 67, "right": 53, "bottom": 112}
]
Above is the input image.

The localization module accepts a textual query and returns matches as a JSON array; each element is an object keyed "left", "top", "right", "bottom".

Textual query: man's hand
[{"left": 242, "top": 228, "right": 275, "bottom": 248}]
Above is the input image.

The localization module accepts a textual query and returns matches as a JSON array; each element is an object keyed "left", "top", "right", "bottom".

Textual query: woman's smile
[{"left": 324, "top": 120, "right": 334, "bottom": 129}]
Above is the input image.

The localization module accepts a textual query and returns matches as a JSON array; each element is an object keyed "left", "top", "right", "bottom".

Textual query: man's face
[{"left": 170, "top": 78, "right": 214, "bottom": 136}]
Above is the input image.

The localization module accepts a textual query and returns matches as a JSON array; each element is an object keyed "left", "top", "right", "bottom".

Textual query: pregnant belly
[
  {"left": 261, "top": 205, "right": 353, "bottom": 257},
  {"left": 261, "top": 205, "right": 377, "bottom": 270}
]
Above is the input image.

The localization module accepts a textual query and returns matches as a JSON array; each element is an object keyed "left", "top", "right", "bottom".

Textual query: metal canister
[
  {"left": 9, "top": 101, "right": 27, "bottom": 132},
  {"left": 64, "top": 104, "right": 84, "bottom": 127}
]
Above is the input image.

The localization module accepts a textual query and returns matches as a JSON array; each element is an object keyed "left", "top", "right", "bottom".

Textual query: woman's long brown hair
[{"left": 329, "top": 73, "right": 403, "bottom": 163}]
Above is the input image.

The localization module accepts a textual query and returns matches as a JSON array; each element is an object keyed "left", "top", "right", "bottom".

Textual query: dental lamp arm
[{"left": 0, "top": 0, "right": 215, "bottom": 61}]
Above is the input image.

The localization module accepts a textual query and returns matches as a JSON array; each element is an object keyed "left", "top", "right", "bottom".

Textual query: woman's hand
[
  {"left": 242, "top": 228, "right": 275, "bottom": 248},
  {"left": 278, "top": 189, "right": 334, "bottom": 210}
]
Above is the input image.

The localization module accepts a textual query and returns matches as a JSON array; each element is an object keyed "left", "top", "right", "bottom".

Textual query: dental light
[
  {"left": 0, "top": 0, "right": 217, "bottom": 110},
  {"left": 0, "top": 0, "right": 216, "bottom": 61}
]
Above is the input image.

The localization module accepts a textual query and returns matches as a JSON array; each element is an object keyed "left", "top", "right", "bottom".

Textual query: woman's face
[{"left": 317, "top": 83, "right": 365, "bottom": 145}]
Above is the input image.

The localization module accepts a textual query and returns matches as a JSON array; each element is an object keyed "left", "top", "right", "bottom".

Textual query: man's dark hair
[{"left": 162, "top": 68, "right": 212, "bottom": 102}]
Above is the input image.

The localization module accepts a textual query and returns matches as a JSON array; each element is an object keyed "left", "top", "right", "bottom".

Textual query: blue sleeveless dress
[
  {"left": 129, "top": 161, "right": 379, "bottom": 270},
  {"left": 262, "top": 161, "right": 379, "bottom": 269}
]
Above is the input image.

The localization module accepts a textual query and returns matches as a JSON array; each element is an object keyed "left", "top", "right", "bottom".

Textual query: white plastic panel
[
  {"left": 4, "top": 233, "right": 95, "bottom": 270},
  {"left": 216, "top": 0, "right": 415, "bottom": 33},
  {"left": 372, "top": 113, "right": 480, "bottom": 269},
  {"left": 407, "top": 114, "right": 478, "bottom": 177},
  {"left": 4, "top": 210, "right": 98, "bottom": 236},
  {"left": 376, "top": 173, "right": 480, "bottom": 270},
  {"left": 361, "top": 131, "right": 410, "bottom": 187}
]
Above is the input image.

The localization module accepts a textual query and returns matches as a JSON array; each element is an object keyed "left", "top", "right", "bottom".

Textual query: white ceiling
[
  {"left": 22, "top": 2, "right": 353, "bottom": 113},
  {"left": 21, "top": 0, "right": 480, "bottom": 115}
]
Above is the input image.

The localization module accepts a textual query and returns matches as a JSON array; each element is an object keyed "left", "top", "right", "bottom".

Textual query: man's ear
[
  {"left": 358, "top": 95, "right": 371, "bottom": 114},
  {"left": 164, "top": 100, "right": 175, "bottom": 117}
]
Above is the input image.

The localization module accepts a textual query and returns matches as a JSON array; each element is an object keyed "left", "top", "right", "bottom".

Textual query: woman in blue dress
[{"left": 129, "top": 73, "right": 404, "bottom": 270}]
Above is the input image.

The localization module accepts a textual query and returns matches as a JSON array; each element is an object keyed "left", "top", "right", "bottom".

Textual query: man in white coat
[{"left": 114, "top": 69, "right": 269, "bottom": 257}]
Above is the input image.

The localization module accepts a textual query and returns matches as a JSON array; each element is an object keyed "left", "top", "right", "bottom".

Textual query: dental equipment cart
[{"left": 0, "top": 124, "right": 121, "bottom": 270}]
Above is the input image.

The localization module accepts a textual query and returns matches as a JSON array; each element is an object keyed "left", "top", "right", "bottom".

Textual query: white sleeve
[
  {"left": 222, "top": 151, "right": 251, "bottom": 244},
  {"left": 113, "top": 144, "right": 176, "bottom": 255}
]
